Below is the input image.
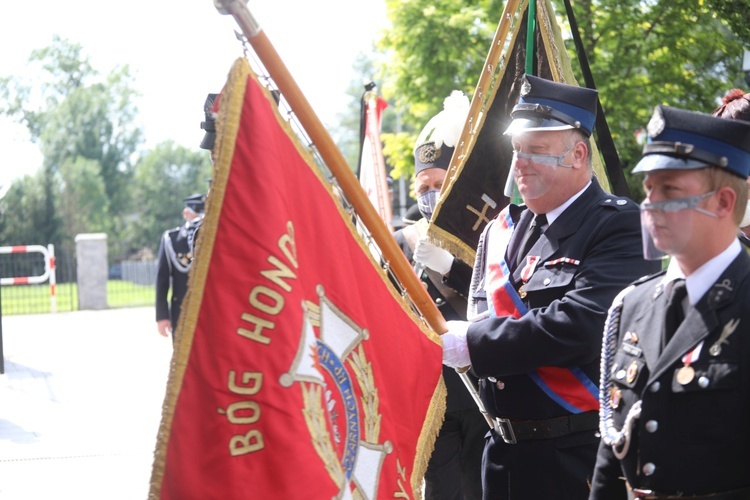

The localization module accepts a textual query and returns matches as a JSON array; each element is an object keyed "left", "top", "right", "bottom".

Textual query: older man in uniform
[
  {"left": 590, "top": 106, "right": 750, "bottom": 499},
  {"left": 435, "top": 75, "right": 660, "bottom": 500}
]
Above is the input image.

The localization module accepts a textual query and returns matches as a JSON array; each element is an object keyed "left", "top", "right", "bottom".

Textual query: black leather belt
[
  {"left": 492, "top": 410, "right": 599, "bottom": 444},
  {"left": 630, "top": 485, "right": 750, "bottom": 499}
]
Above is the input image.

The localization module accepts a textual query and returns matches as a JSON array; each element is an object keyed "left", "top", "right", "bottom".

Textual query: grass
[{"left": 1, "top": 280, "right": 155, "bottom": 315}]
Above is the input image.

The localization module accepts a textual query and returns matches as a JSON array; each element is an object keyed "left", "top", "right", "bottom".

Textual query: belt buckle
[
  {"left": 493, "top": 417, "right": 517, "bottom": 444},
  {"left": 631, "top": 488, "right": 656, "bottom": 499}
]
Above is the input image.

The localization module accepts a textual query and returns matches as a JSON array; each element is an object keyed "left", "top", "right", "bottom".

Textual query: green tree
[
  {"left": 58, "top": 157, "right": 112, "bottom": 252},
  {"left": 0, "top": 173, "right": 49, "bottom": 247},
  {"left": 375, "top": 0, "right": 749, "bottom": 196},
  {"left": 0, "top": 35, "right": 142, "bottom": 255},
  {"left": 378, "top": 0, "right": 498, "bottom": 129},
  {"left": 127, "top": 141, "right": 212, "bottom": 255},
  {"left": 564, "top": 0, "right": 749, "bottom": 197}
]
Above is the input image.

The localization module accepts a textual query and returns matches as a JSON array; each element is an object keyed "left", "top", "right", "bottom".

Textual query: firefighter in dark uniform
[
  {"left": 155, "top": 193, "right": 205, "bottom": 342},
  {"left": 435, "top": 75, "right": 660, "bottom": 500},
  {"left": 590, "top": 106, "right": 750, "bottom": 499},
  {"left": 395, "top": 91, "right": 486, "bottom": 500}
]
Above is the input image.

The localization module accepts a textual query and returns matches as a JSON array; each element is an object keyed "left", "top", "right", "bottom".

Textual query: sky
[{"left": 0, "top": 0, "right": 388, "bottom": 190}]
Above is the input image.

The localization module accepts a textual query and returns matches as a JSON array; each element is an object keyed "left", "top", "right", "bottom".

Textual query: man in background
[{"left": 155, "top": 193, "right": 205, "bottom": 342}]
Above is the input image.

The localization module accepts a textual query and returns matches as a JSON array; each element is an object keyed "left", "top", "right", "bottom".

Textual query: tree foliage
[
  {"left": 0, "top": 173, "right": 49, "bottom": 247},
  {"left": 0, "top": 36, "right": 215, "bottom": 262},
  {"left": 378, "top": 0, "right": 499, "bottom": 129},
  {"left": 374, "top": 0, "right": 749, "bottom": 199},
  {"left": 126, "top": 141, "right": 212, "bottom": 254},
  {"left": 567, "top": 0, "right": 748, "bottom": 196}
]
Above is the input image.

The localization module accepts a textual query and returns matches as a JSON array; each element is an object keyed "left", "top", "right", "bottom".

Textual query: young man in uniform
[
  {"left": 590, "top": 106, "right": 750, "bottom": 499},
  {"left": 435, "top": 75, "right": 660, "bottom": 499}
]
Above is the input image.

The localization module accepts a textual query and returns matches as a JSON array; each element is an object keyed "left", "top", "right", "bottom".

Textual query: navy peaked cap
[
  {"left": 505, "top": 75, "right": 598, "bottom": 137},
  {"left": 183, "top": 193, "right": 206, "bottom": 214},
  {"left": 415, "top": 144, "right": 454, "bottom": 174},
  {"left": 633, "top": 105, "right": 750, "bottom": 179}
]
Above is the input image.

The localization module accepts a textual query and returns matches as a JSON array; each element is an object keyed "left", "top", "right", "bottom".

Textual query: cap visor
[
  {"left": 632, "top": 154, "right": 710, "bottom": 174},
  {"left": 503, "top": 117, "right": 575, "bottom": 136}
]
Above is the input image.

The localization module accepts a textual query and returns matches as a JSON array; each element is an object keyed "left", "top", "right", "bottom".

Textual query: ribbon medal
[{"left": 676, "top": 341, "right": 703, "bottom": 385}]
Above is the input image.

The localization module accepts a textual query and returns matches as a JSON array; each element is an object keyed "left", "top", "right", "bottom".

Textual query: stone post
[{"left": 75, "top": 233, "right": 108, "bottom": 310}]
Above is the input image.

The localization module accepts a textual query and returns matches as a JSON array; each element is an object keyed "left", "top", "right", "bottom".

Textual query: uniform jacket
[
  {"left": 155, "top": 223, "right": 194, "bottom": 327},
  {"left": 590, "top": 250, "right": 750, "bottom": 498},
  {"left": 465, "top": 179, "right": 661, "bottom": 419}
]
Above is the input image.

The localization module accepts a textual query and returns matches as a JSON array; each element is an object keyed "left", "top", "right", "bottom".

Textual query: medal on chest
[
  {"left": 518, "top": 256, "right": 541, "bottom": 298},
  {"left": 676, "top": 341, "right": 703, "bottom": 385}
]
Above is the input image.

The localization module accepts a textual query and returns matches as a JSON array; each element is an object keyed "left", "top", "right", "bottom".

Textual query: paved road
[{"left": 0, "top": 307, "right": 173, "bottom": 499}]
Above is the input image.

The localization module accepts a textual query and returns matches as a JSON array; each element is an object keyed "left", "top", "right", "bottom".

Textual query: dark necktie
[
  {"left": 516, "top": 214, "right": 547, "bottom": 266},
  {"left": 663, "top": 278, "right": 687, "bottom": 346}
]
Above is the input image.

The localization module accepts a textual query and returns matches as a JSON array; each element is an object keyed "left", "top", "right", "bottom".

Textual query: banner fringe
[
  {"left": 411, "top": 375, "right": 447, "bottom": 498},
  {"left": 148, "top": 57, "right": 250, "bottom": 499},
  {"left": 427, "top": 224, "right": 478, "bottom": 267}
]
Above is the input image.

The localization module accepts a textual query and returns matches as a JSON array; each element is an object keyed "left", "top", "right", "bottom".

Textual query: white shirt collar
[
  {"left": 545, "top": 180, "right": 591, "bottom": 227},
  {"left": 663, "top": 239, "right": 741, "bottom": 305}
]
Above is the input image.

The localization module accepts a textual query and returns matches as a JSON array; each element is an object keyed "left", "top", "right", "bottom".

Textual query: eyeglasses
[
  {"left": 640, "top": 191, "right": 717, "bottom": 217},
  {"left": 512, "top": 143, "right": 575, "bottom": 168}
]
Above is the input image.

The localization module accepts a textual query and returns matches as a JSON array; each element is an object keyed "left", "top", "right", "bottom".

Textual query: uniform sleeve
[
  {"left": 444, "top": 258, "right": 473, "bottom": 297},
  {"left": 588, "top": 439, "right": 628, "bottom": 500},
  {"left": 466, "top": 207, "right": 661, "bottom": 376},
  {"left": 155, "top": 232, "right": 171, "bottom": 321}
]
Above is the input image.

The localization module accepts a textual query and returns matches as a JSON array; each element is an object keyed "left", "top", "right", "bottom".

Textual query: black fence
[{"left": 0, "top": 248, "right": 157, "bottom": 316}]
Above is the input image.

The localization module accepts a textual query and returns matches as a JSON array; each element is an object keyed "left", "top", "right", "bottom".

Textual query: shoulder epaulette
[
  {"left": 632, "top": 268, "right": 666, "bottom": 287},
  {"left": 599, "top": 194, "right": 638, "bottom": 211}
]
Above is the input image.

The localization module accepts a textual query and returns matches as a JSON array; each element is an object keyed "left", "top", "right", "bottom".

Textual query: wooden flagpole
[{"left": 213, "top": 0, "right": 447, "bottom": 335}]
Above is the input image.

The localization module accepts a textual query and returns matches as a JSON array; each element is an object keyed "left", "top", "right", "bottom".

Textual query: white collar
[
  {"left": 544, "top": 180, "right": 591, "bottom": 227},
  {"left": 663, "top": 239, "right": 741, "bottom": 305}
]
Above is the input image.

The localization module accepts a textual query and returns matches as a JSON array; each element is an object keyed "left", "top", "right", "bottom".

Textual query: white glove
[
  {"left": 414, "top": 237, "right": 454, "bottom": 275},
  {"left": 442, "top": 320, "right": 471, "bottom": 369}
]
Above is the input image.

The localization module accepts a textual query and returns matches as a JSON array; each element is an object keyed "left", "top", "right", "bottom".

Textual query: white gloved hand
[
  {"left": 414, "top": 237, "right": 454, "bottom": 275},
  {"left": 442, "top": 320, "right": 471, "bottom": 369}
]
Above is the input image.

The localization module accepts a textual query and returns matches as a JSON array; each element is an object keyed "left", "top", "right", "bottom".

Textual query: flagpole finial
[{"left": 214, "top": 0, "right": 261, "bottom": 37}]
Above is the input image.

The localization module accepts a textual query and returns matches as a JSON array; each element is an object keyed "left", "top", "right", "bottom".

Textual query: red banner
[
  {"left": 150, "top": 58, "right": 445, "bottom": 500},
  {"left": 359, "top": 90, "right": 392, "bottom": 229}
]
